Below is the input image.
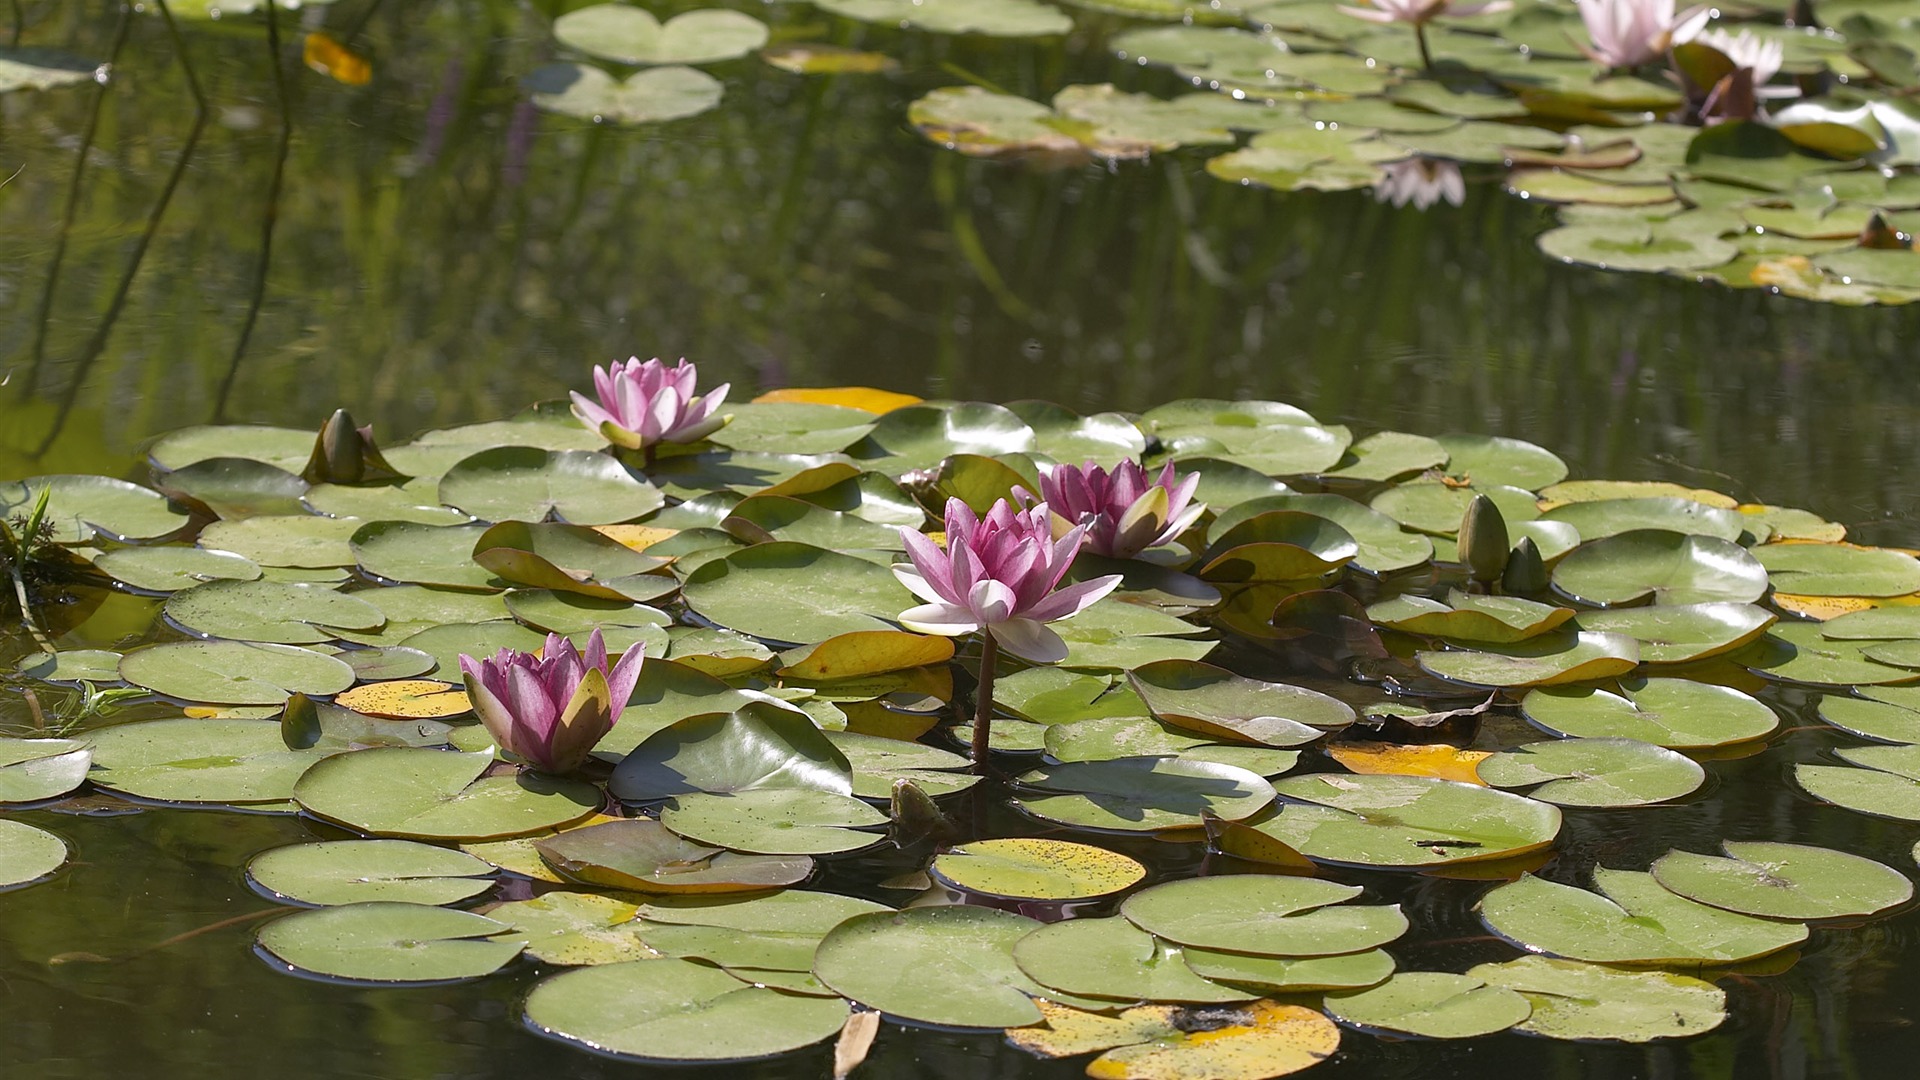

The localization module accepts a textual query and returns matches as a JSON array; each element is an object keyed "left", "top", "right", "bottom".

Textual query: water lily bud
[
  {"left": 1458, "top": 494, "right": 1509, "bottom": 586},
  {"left": 316, "top": 409, "right": 366, "bottom": 483},
  {"left": 1503, "top": 536, "right": 1548, "bottom": 595}
]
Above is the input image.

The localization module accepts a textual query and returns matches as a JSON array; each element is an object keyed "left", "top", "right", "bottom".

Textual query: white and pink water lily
[
  {"left": 1375, "top": 158, "right": 1467, "bottom": 210},
  {"left": 894, "top": 498, "right": 1122, "bottom": 664},
  {"left": 458, "top": 628, "right": 644, "bottom": 774},
  {"left": 1337, "top": 0, "right": 1510, "bottom": 24},
  {"left": 571, "top": 357, "right": 730, "bottom": 452},
  {"left": 1033, "top": 459, "right": 1204, "bottom": 561},
  {"left": 1697, "top": 28, "right": 1792, "bottom": 97},
  {"left": 1576, "top": 0, "right": 1709, "bottom": 69}
]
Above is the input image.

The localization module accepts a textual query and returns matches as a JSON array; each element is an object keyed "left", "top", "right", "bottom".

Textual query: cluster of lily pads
[{"left": 6, "top": 377, "right": 1920, "bottom": 1075}]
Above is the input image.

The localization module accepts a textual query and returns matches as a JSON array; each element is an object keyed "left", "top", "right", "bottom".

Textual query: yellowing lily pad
[{"left": 931, "top": 838, "right": 1147, "bottom": 900}]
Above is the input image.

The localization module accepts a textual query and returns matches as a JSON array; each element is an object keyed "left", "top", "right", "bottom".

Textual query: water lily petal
[
  {"left": 1024, "top": 573, "right": 1123, "bottom": 624},
  {"left": 991, "top": 618, "right": 1068, "bottom": 664},
  {"left": 900, "top": 603, "right": 982, "bottom": 636}
]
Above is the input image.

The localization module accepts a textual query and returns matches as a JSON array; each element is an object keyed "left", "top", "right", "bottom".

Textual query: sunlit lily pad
[
  {"left": 1818, "top": 687, "right": 1920, "bottom": 743},
  {"left": 1044, "top": 716, "right": 1301, "bottom": 775},
  {"left": 1650, "top": 841, "right": 1912, "bottom": 920},
  {"left": 635, "top": 889, "right": 890, "bottom": 972},
  {"left": 164, "top": 580, "right": 384, "bottom": 645},
  {"left": 931, "top": 838, "right": 1146, "bottom": 900},
  {"left": 1466, "top": 956, "right": 1726, "bottom": 1042},
  {"left": 198, "top": 514, "right": 363, "bottom": 569},
  {"left": 524, "top": 63, "right": 724, "bottom": 125},
  {"left": 682, "top": 542, "right": 912, "bottom": 644},
  {"left": 14, "top": 649, "right": 122, "bottom": 684},
  {"left": 535, "top": 818, "right": 813, "bottom": 893},
  {"left": 1522, "top": 678, "right": 1777, "bottom": 749},
  {"left": 148, "top": 424, "right": 311, "bottom": 472},
  {"left": 304, "top": 478, "right": 468, "bottom": 526},
  {"left": 1055, "top": 600, "right": 1219, "bottom": 670},
  {"left": 1127, "top": 659, "right": 1352, "bottom": 744},
  {"left": 811, "top": 0, "right": 1072, "bottom": 36},
  {"left": 1572, "top": 602, "right": 1776, "bottom": 664},
  {"left": 438, "top": 447, "right": 664, "bottom": 525},
  {"left": 87, "top": 718, "right": 331, "bottom": 805},
  {"left": 0, "top": 739, "right": 90, "bottom": 803},
  {"left": 1551, "top": 531, "right": 1769, "bottom": 607},
  {"left": 0, "top": 475, "right": 189, "bottom": 544},
  {"left": 660, "top": 788, "right": 886, "bottom": 854},
  {"left": 553, "top": 5, "right": 768, "bottom": 65},
  {"left": 1122, "top": 875, "right": 1406, "bottom": 957},
  {"left": 294, "top": 748, "right": 601, "bottom": 840},
  {"left": 248, "top": 839, "right": 495, "bottom": 906},
  {"left": 1369, "top": 480, "right": 1540, "bottom": 537},
  {"left": 1324, "top": 972, "right": 1531, "bottom": 1039},
  {"left": 1743, "top": 622, "right": 1920, "bottom": 686},
  {"left": 398, "top": 623, "right": 547, "bottom": 678},
  {"left": 489, "top": 891, "right": 656, "bottom": 965},
  {"left": 1213, "top": 494, "right": 1432, "bottom": 575},
  {"left": 1148, "top": 399, "right": 1353, "bottom": 477},
  {"left": 1367, "top": 591, "right": 1573, "bottom": 645},
  {"left": 1007, "top": 998, "right": 1340, "bottom": 1078},
  {"left": 472, "top": 521, "right": 667, "bottom": 600},
  {"left": 1541, "top": 497, "right": 1746, "bottom": 543},
  {"left": 1198, "top": 511, "right": 1359, "bottom": 583},
  {"left": 1418, "top": 631, "right": 1640, "bottom": 689},
  {"left": 257, "top": 901, "right": 520, "bottom": 982},
  {"left": 814, "top": 905, "right": 1043, "bottom": 1027},
  {"left": 827, "top": 730, "right": 977, "bottom": 798},
  {"left": 0, "top": 819, "right": 67, "bottom": 889},
  {"left": 95, "top": 545, "right": 263, "bottom": 593},
  {"left": 1014, "top": 917, "right": 1255, "bottom": 1003},
  {"left": 1180, "top": 948, "right": 1395, "bottom": 994},
  {"left": 1012, "top": 757, "right": 1276, "bottom": 832},
  {"left": 119, "top": 641, "right": 355, "bottom": 705},
  {"left": 1254, "top": 774, "right": 1561, "bottom": 868},
  {"left": 1478, "top": 870, "right": 1807, "bottom": 964},
  {"left": 1755, "top": 543, "right": 1920, "bottom": 597},
  {"left": 610, "top": 700, "right": 852, "bottom": 801},
  {"left": 1476, "top": 737, "right": 1705, "bottom": 807},
  {"left": 525, "top": 957, "right": 848, "bottom": 1059}
]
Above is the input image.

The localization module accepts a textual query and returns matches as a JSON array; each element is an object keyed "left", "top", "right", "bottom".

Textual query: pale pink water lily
[
  {"left": 1576, "top": 0, "right": 1709, "bottom": 69},
  {"left": 1337, "top": 0, "right": 1510, "bottom": 25},
  {"left": 458, "top": 628, "right": 644, "bottom": 774},
  {"left": 1031, "top": 460, "right": 1205, "bottom": 561},
  {"left": 895, "top": 498, "right": 1122, "bottom": 665},
  {"left": 1696, "top": 28, "right": 1792, "bottom": 97},
  {"left": 1374, "top": 158, "right": 1467, "bottom": 210},
  {"left": 570, "top": 357, "right": 731, "bottom": 452}
]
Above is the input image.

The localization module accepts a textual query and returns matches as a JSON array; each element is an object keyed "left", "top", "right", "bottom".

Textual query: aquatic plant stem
[
  {"left": 35, "top": 0, "right": 205, "bottom": 458},
  {"left": 1415, "top": 23, "right": 1435, "bottom": 71},
  {"left": 212, "top": 0, "right": 293, "bottom": 422},
  {"left": 21, "top": 6, "right": 131, "bottom": 396},
  {"left": 971, "top": 632, "right": 997, "bottom": 775}
]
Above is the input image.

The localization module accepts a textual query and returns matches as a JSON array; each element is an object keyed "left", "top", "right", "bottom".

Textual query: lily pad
[
  {"left": 94, "top": 545, "right": 263, "bottom": 593},
  {"left": 1572, "top": 602, "right": 1777, "bottom": 664},
  {"left": 536, "top": 819, "right": 812, "bottom": 894},
  {"left": 0, "top": 739, "right": 91, "bottom": 804},
  {"left": 525, "top": 63, "right": 724, "bottom": 125},
  {"left": 1541, "top": 497, "right": 1746, "bottom": 542},
  {"left": 682, "top": 543, "right": 913, "bottom": 644},
  {"left": 1522, "top": 678, "right": 1778, "bottom": 748},
  {"left": 1214, "top": 494, "right": 1433, "bottom": 575},
  {"left": 610, "top": 700, "right": 853, "bottom": 801},
  {"left": 1818, "top": 688, "right": 1920, "bottom": 742},
  {"left": 198, "top": 515, "right": 364, "bottom": 569},
  {"left": 1014, "top": 917, "right": 1256, "bottom": 1003},
  {"left": 553, "top": 6, "right": 768, "bottom": 65},
  {"left": 1650, "top": 841, "right": 1912, "bottom": 920},
  {"left": 525, "top": 957, "right": 849, "bottom": 1059},
  {"left": 634, "top": 889, "right": 889, "bottom": 971},
  {"left": 257, "top": 901, "right": 521, "bottom": 982},
  {"left": 248, "top": 839, "right": 496, "bottom": 906},
  {"left": 0, "top": 819, "right": 67, "bottom": 889},
  {"left": 0, "top": 475, "right": 189, "bottom": 544},
  {"left": 439, "top": 447, "right": 663, "bottom": 525},
  {"left": 1006, "top": 998, "right": 1341, "bottom": 1079},
  {"left": 1366, "top": 591, "right": 1574, "bottom": 645},
  {"left": 1122, "top": 875, "right": 1406, "bottom": 957},
  {"left": 1180, "top": 948, "right": 1395, "bottom": 994},
  {"left": 1478, "top": 870, "right": 1807, "bottom": 965},
  {"left": 1476, "top": 737, "right": 1706, "bottom": 807},
  {"left": 810, "top": 0, "right": 1072, "bottom": 37},
  {"left": 930, "top": 838, "right": 1146, "bottom": 900},
  {"left": 1755, "top": 543, "right": 1920, "bottom": 597},
  {"left": 659, "top": 788, "right": 886, "bottom": 854},
  {"left": 1127, "top": 659, "right": 1353, "bottom": 744},
  {"left": 119, "top": 641, "right": 355, "bottom": 705},
  {"left": 294, "top": 748, "right": 601, "bottom": 840},
  {"left": 350, "top": 522, "right": 501, "bottom": 591},
  {"left": 87, "top": 718, "right": 332, "bottom": 805},
  {"left": 489, "top": 891, "right": 656, "bottom": 965},
  {"left": 1324, "top": 972, "right": 1531, "bottom": 1039},
  {"left": 1254, "top": 774, "right": 1561, "bottom": 868},
  {"left": 164, "top": 580, "right": 385, "bottom": 645},
  {"left": 813, "top": 906, "right": 1044, "bottom": 1028},
  {"left": 1551, "top": 531, "right": 1769, "bottom": 606},
  {"left": 1198, "top": 511, "right": 1359, "bottom": 582},
  {"left": 1466, "top": 956, "right": 1726, "bottom": 1042},
  {"left": 1012, "top": 757, "right": 1276, "bottom": 832},
  {"left": 1744, "top": 622, "right": 1920, "bottom": 686},
  {"left": 1418, "top": 631, "right": 1640, "bottom": 689}
]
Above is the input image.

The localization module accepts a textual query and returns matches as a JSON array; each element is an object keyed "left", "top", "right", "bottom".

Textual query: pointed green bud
[
  {"left": 1458, "top": 493, "right": 1509, "bottom": 585},
  {"left": 1502, "top": 535, "right": 1548, "bottom": 595}
]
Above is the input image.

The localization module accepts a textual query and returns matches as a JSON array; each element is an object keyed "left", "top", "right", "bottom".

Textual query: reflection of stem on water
[
  {"left": 47, "top": 908, "right": 281, "bottom": 967},
  {"left": 212, "top": 0, "right": 294, "bottom": 422},
  {"left": 8, "top": 0, "right": 21, "bottom": 48},
  {"left": 20, "top": 8, "right": 131, "bottom": 396},
  {"left": 35, "top": 0, "right": 206, "bottom": 457}
]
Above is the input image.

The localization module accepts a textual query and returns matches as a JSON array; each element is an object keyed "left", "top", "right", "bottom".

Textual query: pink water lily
[
  {"left": 1032, "top": 460, "right": 1204, "bottom": 561},
  {"left": 1576, "top": 0, "right": 1709, "bottom": 69},
  {"left": 1696, "top": 28, "right": 1791, "bottom": 97},
  {"left": 570, "top": 357, "right": 730, "bottom": 453},
  {"left": 1375, "top": 158, "right": 1467, "bottom": 210},
  {"left": 458, "top": 628, "right": 644, "bottom": 774},
  {"left": 1338, "top": 0, "right": 1510, "bottom": 24},
  {"left": 895, "top": 498, "right": 1122, "bottom": 665}
]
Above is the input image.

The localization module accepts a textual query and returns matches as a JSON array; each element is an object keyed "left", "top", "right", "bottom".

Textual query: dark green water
[{"left": 5, "top": 3, "right": 1920, "bottom": 1077}]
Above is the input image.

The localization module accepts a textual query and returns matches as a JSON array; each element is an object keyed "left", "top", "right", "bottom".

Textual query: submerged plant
[
  {"left": 1576, "top": 0, "right": 1708, "bottom": 70},
  {"left": 1337, "top": 0, "right": 1512, "bottom": 69},
  {"left": 0, "top": 486, "right": 57, "bottom": 650},
  {"left": 571, "top": 356, "right": 731, "bottom": 464},
  {"left": 458, "top": 628, "right": 644, "bottom": 774},
  {"left": 895, "top": 497, "right": 1120, "bottom": 768},
  {"left": 1373, "top": 159, "right": 1466, "bottom": 211},
  {"left": 1032, "top": 459, "right": 1204, "bottom": 561}
]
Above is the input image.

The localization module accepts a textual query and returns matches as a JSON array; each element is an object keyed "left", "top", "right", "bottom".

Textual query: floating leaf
[
  {"left": 1418, "top": 631, "right": 1640, "bottom": 689},
  {"left": 525, "top": 957, "right": 849, "bottom": 1059},
  {"left": 1478, "top": 870, "right": 1807, "bottom": 964},
  {"left": 1009, "top": 998, "right": 1341, "bottom": 1078},
  {"left": 1015, "top": 917, "right": 1255, "bottom": 1003},
  {"left": 0, "top": 819, "right": 67, "bottom": 889},
  {"left": 930, "top": 838, "right": 1146, "bottom": 900},
  {"left": 610, "top": 700, "right": 853, "bottom": 801},
  {"left": 1122, "top": 875, "right": 1406, "bottom": 957},
  {"left": 815, "top": 906, "right": 1042, "bottom": 1027},
  {"left": 489, "top": 891, "right": 656, "bottom": 965},
  {"left": 1572, "top": 602, "right": 1776, "bottom": 664},
  {"left": 333, "top": 680, "right": 471, "bottom": 719},
  {"left": 660, "top": 788, "right": 887, "bottom": 854},
  {"left": 1477, "top": 737, "right": 1704, "bottom": 807},
  {"left": 1324, "top": 742, "right": 1491, "bottom": 786},
  {"left": 258, "top": 901, "right": 518, "bottom": 982},
  {"left": 1521, "top": 678, "right": 1777, "bottom": 748},
  {"left": 198, "top": 514, "right": 363, "bottom": 569},
  {"left": 553, "top": 6, "right": 768, "bottom": 65},
  {"left": 1013, "top": 757, "right": 1276, "bottom": 832},
  {"left": 1650, "top": 841, "right": 1912, "bottom": 920},
  {"left": 1744, "top": 622, "right": 1919, "bottom": 686},
  {"left": 1755, "top": 542, "right": 1920, "bottom": 598},
  {"left": 1466, "top": 956, "right": 1726, "bottom": 1042},
  {"left": 248, "top": 840, "right": 495, "bottom": 906},
  {"left": 1198, "top": 511, "right": 1359, "bottom": 582},
  {"left": 681, "top": 543, "right": 913, "bottom": 644},
  {"left": 87, "top": 718, "right": 332, "bottom": 805},
  {"left": 536, "top": 818, "right": 813, "bottom": 894},
  {"left": 525, "top": 63, "right": 723, "bottom": 125},
  {"left": 1366, "top": 591, "right": 1573, "bottom": 645},
  {"left": 810, "top": 0, "right": 1072, "bottom": 37},
  {"left": 164, "top": 580, "right": 384, "bottom": 645},
  {"left": 121, "top": 638, "right": 357, "bottom": 705},
  {"left": 0, "top": 738, "right": 91, "bottom": 805},
  {"left": 1818, "top": 686, "right": 1920, "bottom": 742},
  {"left": 1180, "top": 947, "right": 1395, "bottom": 994},
  {"left": 1128, "top": 659, "right": 1352, "bottom": 745},
  {"left": 1324, "top": 972, "right": 1531, "bottom": 1039},
  {"left": 635, "top": 889, "right": 891, "bottom": 971},
  {"left": 1551, "top": 531, "right": 1769, "bottom": 607},
  {"left": 1254, "top": 774, "right": 1561, "bottom": 868},
  {"left": 294, "top": 748, "right": 601, "bottom": 840},
  {"left": 0, "top": 475, "right": 189, "bottom": 544},
  {"left": 471, "top": 521, "right": 666, "bottom": 600}
]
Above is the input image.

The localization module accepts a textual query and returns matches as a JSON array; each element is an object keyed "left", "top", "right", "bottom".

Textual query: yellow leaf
[
  {"left": 1326, "top": 742, "right": 1491, "bottom": 786},
  {"left": 1012, "top": 1001, "right": 1340, "bottom": 1080},
  {"left": 841, "top": 700, "right": 939, "bottom": 740},
  {"left": 592, "top": 524, "right": 679, "bottom": 554},
  {"left": 779, "top": 630, "right": 956, "bottom": 680},
  {"left": 302, "top": 31, "right": 372, "bottom": 87},
  {"left": 1009, "top": 1001, "right": 1180, "bottom": 1059},
  {"left": 1202, "top": 810, "right": 1315, "bottom": 870},
  {"left": 335, "top": 679, "right": 473, "bottom": 719},
  {"left": 751, "top": 386, "right": 923, "bottom": 414},
  {"left": 1771, "top": 593, "right": 1876, "bottom": 620}
]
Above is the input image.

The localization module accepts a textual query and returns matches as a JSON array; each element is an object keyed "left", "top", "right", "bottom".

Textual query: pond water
[{"left": 6, "top": 2, "right": 1920, "bottom": 1079}]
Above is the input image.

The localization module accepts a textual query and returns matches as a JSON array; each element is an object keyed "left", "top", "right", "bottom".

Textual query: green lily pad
[
  {"left": 119, "top": 641, "right": 356, "bottom": 704},
  {"left": 536, "top": 819, "right": 813, "bottom": 894},
  {"left": 1055, "top": 600, "right": 1218, "bottom": 670},
  {"left": 996, "top": 667, "right": 1149, "bottom": 724},
  {"left": 148, "top": 424, "right": 313, "bottom": 472},
  {"left": 1324, "top": 972, "right": 1532, "bottom": 1039},
  {"left": 502, "top": 590, "right": 672, "bottom": 635},
  {"left": 930, "top": 837, "right": 1147, "bottom": 900},
  {"left": 0, "top": 739, "right": 91, "bottom": 803},
  {"left": 0, "top": 819, "right": 67, "bottom": 889},
  {"left": 348, "top": 522, "right": 500, "bottom": 591},
  {"left": 1818, "top": 688, "right": 1920, "bottom": 742},
  {"left": 1418, "top": 631, "right": 1640, "bottom": 689},
  {"left": 1366, "top": 591, "right": 1574, "bottom": 645},
  {"left": 710, "top": 403, "right": 876, "bottom": 455},
  {"left": 1478, "top": 870, "right": 1807, "bottom": 965},
  {"left": 489, "top": 891, "right": 655, "bottom": 965},
  {"left": 525, "top": 63, "right": 724, "bottom": 126},
  {"left": 1014, "top": 918, "right": 1256, "bottom": 1004},
  {"left": 1796, "top": 761, "right": 1920, "bottom": 821},
  {"left": 1147, "top": 399, "right": 1353, "bottom": 477},
  {"left": 1369, "top": 481, "right": 1540, "bottom": 537},
  {"left": 682, "top": 542, "right": 913, "bottom": 644},
  {"left": 332, "top": 585, "right": 512, "bottom": 647},
  {"left": 1477, "top": 737, "right": 1705, "bottom": 807},
  {"left": 1755, "top": 543, "right": 1920, "bottom": 597},
  {"left": 811, "top": 0, "right": 1072, "bottom": 36},
  {"left": 1537, "top": 223, "right": 1737, "bottom": 273},
  {"left": 610, "top": 700, "right": 853, "bottom": 801},
  {"left": 1122, "top": 875, "right": 1406, "bottom": 957},
  {"left": 1213, "top": 494, "right": 1431, "bottom": 575},
  {"left": 14, "top": 649, "right": 123, "bottom": 684},
  {"left": 155, "top": 457, "right": 308, "bottom": 519},
  {"left": 660, "top": 788, "right": 886, "bottom": 854},
  {"left": 471, "top": 521, "right": 666, "bottom": 600},
  {"left": 257, "top": 901, "right": 520, "bottom": 982},
  {"left": 1253, "top": 774, "right": 1561, "bottom": 868},
  {"left": 1551, "top": 531, "right": 1769, "bottom": 606},
  {"left": 438, "top": 447, "right": 663, "bottom": 525},
  {"left": 1572, "top": 602, "right": 1776, "bottom": 664},
  {"left": 164, "top": 580, "right": 385, "bottom": 645},
  {"left": 634, "top": 889, "right": 889, "bottom": 971},
  {"left": 1541, "top": 497, "right": 1746, "bottom": 543},
  {"left": 1521, "top": 678, "right": 1778, "bottom": 748},
  {"left": 94, "top": 545, "right": 263, "bottom": 593},
  {"left": 525, "top": 957, "right": 849, "bottom": 1059},
  {"left": 197, "top": 514, "right": 364, "bottom": 569},
  {"left": 294, "top": 748, "right": 602, "bottom": 840},
  {"left": 1127, "top": 658, "right": 1352, "bottom": 745},
  {"left": 0, "top": 475, "right": 189, "bottom": 544},
  {"left": 87, "top": 718, "right": 332, "bottom": 804},
  {"left": 1319, "top": 430, "right": 1450, "bottom": 483},
  {"left": 1466, "top": 956, "right": 1726, "bottom": 1042},
  {"left": 1434, "top": 434, "right": 1566, "bottom": 489},
  {"left": 1043, "top": 716, "right": 1301, "bottom": 775},
  {"left": 1180, "top": 948, "right": 1396, "bottom": 994},
  {"left": 304, "top": 478, "right": 469, "bottom": 526},
  {"left": 1012, "top": 757, "right": 1276, "bottom": 832},
  {"left": 248, "top": 839, "right": 496, "bottom": 906},
  {"left": 851, "top": 402, "right": 1036, "bottom": 474},
  {"left": 814, "top": 906, "right": 1045, "bottom": 1028},
  {"left": 397, "top": 623, "right": 547, "bottom": 678},
  {"left": 1744, "top": 622, "right": 1920, "bottom": 686},
  {"left": 827, "top": 730, "right": 977, "bottom": 798},
  {"left": 553, "top": 6, "right": 768, "bottom": 65},
  {"left": 1650, "top": 841, "right": 1912, "bottom": 920},
  {"left": 722, "top": 494, "right": 903, "bottom": 550}
]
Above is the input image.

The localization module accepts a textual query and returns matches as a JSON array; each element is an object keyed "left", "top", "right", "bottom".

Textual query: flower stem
[
  {"left": 971, "top": 632, "right": 997, "bottom": 775},
  {"left": 1415, "top": 23, "right": 1434, "bottom": 72}
]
